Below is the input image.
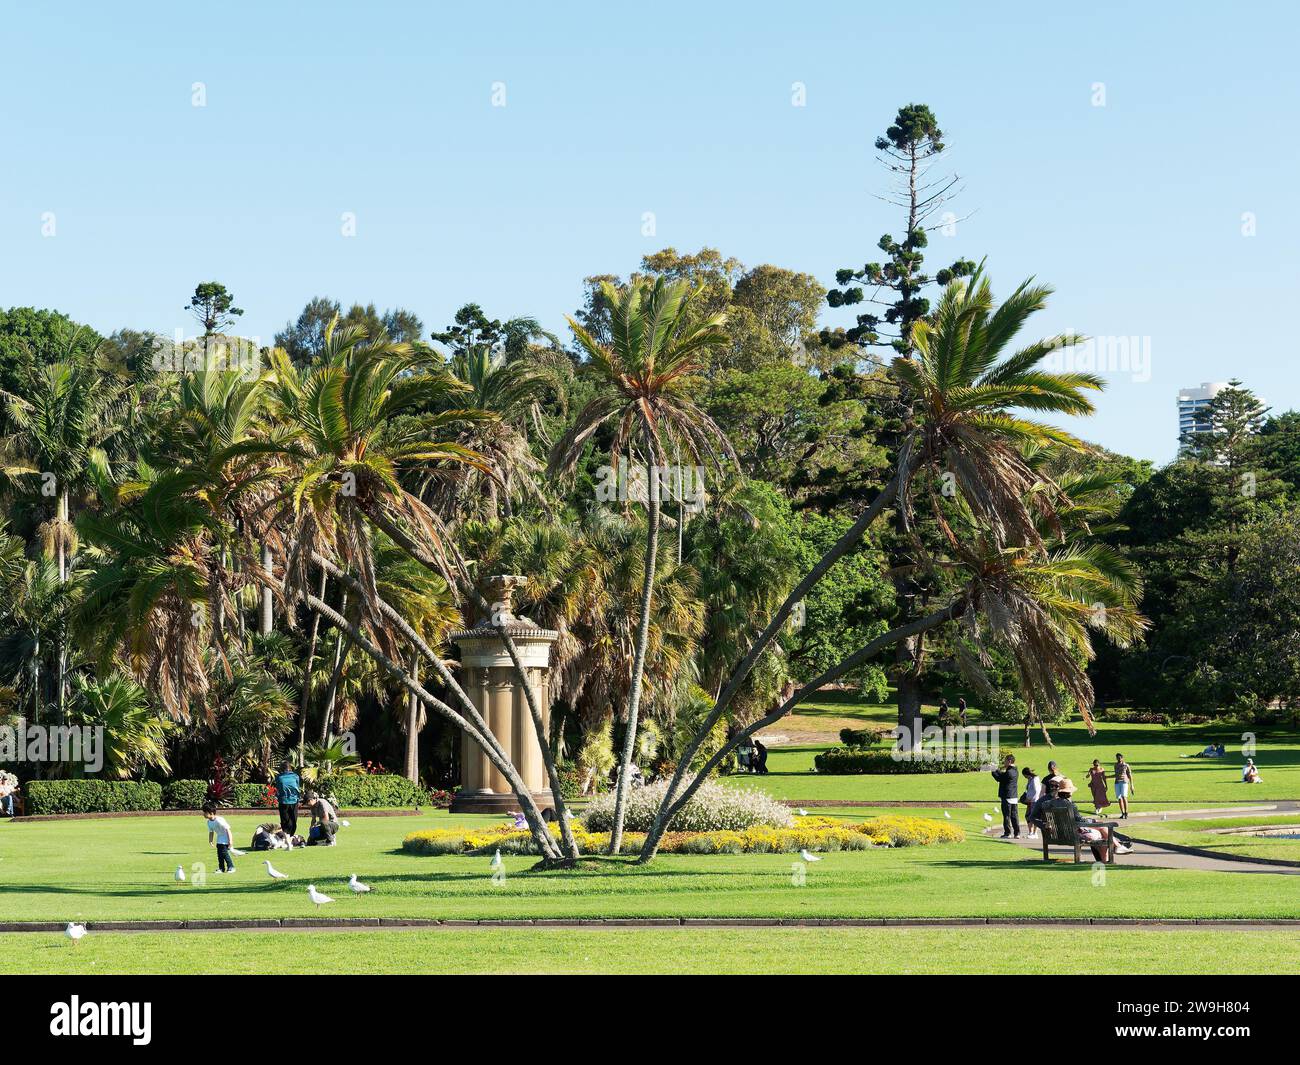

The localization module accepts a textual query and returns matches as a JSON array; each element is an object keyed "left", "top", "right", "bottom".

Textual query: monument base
[{"left": 449, "top": 790, "right": 556, "bottom": 819}]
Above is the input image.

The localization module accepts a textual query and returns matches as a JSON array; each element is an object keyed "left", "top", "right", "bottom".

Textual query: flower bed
[
  {"left": 580, "top": 779, "right": 793, "bottom": 833},
  {"left": 401, "top": 814, "right": 963, "bottom": 856}
]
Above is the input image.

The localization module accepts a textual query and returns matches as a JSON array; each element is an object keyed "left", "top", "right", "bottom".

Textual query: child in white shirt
[{"left": 203, "top": 803, "right": 236, "bottom": 873}]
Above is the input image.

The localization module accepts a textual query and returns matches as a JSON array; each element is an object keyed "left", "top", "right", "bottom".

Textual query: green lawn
[
  {"left": 729, "top": 694, "right": 1300, "bottom": 806},
  {"left": 1131, "top": 815, "right": 1300, "bottom": 863},
  {"left": 3, "top": 808, "right": 1299, "bottom": 924},
  {"left": 6, "top": 926, "right": 1299, "bottom": 975}
]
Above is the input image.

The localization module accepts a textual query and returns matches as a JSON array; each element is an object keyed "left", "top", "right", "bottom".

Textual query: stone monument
[{"left": 448, "top": 575, "right": 559, "bottom": 816}]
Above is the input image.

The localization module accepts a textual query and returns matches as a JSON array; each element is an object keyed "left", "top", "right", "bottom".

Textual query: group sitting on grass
[{"left": 991, "top": 754, "right": 1134, "bottom": 861}]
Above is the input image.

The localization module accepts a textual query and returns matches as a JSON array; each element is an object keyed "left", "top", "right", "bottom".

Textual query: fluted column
[
  {"left": 487, "top": 669, "right": 513, "bottom": 794},
  {"left": 462, "top": 668, "right": 492, "bottom": 792}
]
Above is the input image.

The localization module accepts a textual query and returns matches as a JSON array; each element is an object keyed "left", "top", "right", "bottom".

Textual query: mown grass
[
  {"left": 6, "top": 926, "right": 1300, "bottom": 975},
  {"left": 2, "top": 808, "right": 1298, "bottom": 924},
  {"left": 727, "top": 694, "right": 1300, "bottom": 805},
  {"left": 1131, "top": 814, "right": 1300, "bottom": 862}
]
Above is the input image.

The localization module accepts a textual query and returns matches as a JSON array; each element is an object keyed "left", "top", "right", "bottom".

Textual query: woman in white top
[{"left": 1022, "top": 767, "right": 1044, "bottom": 838}]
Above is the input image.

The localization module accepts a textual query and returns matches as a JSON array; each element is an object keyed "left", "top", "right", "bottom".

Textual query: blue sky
[{"left": 2, "top": 1, "right": 1297, "bottom": 464}]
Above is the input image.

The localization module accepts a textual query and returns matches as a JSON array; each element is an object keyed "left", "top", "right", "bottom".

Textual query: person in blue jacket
[{"left": 274, "top": 760, "right": 302, "bottom": 835}]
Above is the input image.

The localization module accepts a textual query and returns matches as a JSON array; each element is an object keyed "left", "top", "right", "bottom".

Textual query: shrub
[
  {"left": 24, "top": 779, "right": 163, "bottom": 815},
  {"left": 580, "top": 778, "right": 793, "bottom": 833},
  {"left": 978, "top": 689, "right": 1030, "bottom": 724},
  {"left": 813, "top": 746, "right": 1016, "bottom": 775},
  {"left": 227, "top": 782, "right": 279, "bottom": 808},
  {"left": 324, "top": 774, "right": 428, "bottom": 808},
  {"left": 162, "top": 779, "right": 208, "bottom": 809},
  {"left": 838, "top": 727, "right": 882, "bottom": 747}
]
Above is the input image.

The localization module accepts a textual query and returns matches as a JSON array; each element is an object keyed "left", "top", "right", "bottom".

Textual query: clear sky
[{"left": 2, "top": 1, "right": 1296, "bottom": 465}]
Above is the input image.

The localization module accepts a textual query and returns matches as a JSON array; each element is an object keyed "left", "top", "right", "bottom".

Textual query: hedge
[
  {"left": 24, "top": 779, "right": 163, "bottom": 815},
  {"left": 838, "top": 727, "right": 882, "bottom": 747},
  {"left": 162, "top": 779, "right": 209, "bottom": 809},
  {"left": 323, "top": 775, "right": 428, "bottom": 808},
  {"left": 814, "top": 746, "right": 1017, "bottom": 775}
]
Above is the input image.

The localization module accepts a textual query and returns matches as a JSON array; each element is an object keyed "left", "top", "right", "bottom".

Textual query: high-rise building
[{"left": 1177, "top": 382, "right": 1230, "bottom": 448}]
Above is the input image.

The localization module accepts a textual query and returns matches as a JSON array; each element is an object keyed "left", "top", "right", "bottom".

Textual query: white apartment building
[{"left": 1177, "top": 381, "right": 1230, "bottom": 447}]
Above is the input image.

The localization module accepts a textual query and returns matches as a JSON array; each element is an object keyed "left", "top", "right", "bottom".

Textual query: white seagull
[
  {"left": 65, "top": 922, "right": 87, "bottom": 944},
  {"left": 489, "top": 848, "right": 503, "bottom": 870},
  {"left": 307, "top": 884, "right": 334, "bottom": 909},
  {"left": 348, "top": 874, "right": 371, "bottom": 894},
  {"left": 944, "top": 811, "right": 952, "bottom": 819},
  {"left": 798, "top": 848, "right": 822, "bottom": 863},
  {"left": 983, "top": 813, "right": 994, "bottom": 822},
  {"left": 796, "top": 808, "right": 808, "bottom": 817},
  {"left": 339, "top": 819, "right": 350, "bottom": 827},
  {"left": 174, "top": 864, "right": 186, "bottom": 883},
  {"left": 263, "top": 859, "right": 288, "bottom": 880}
]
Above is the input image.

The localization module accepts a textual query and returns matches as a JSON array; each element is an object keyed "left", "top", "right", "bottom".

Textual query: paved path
[{"left": 992, "top": 803, "right": 1300, "bottom": 874}]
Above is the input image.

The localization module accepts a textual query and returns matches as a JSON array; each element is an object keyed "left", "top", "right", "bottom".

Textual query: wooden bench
[{"left": 1039, "top": 801, "right": 1117, "bottom": 863}]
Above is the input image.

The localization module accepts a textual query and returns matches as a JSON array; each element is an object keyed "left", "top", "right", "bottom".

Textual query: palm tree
[
  {"left": 1, "top": 326, "right": 124, "bottom": 717},
  {"left": 423, "top": 343, "right": 570, "bottom": 520},
  {"left": 552, "top": 276, "right": 731, "bottom": 852},
  {"left": 66, "top": 673, "right": 173, "bottom": 778},
  {"left": 648, "top": 270, "right": 1111, "bottom": 855},
  {"left": 266, "top": 325, "right": 567, "bottom": 860},
  {"left": 638, "top": 501, "right": 1146, "bottom": 861}
]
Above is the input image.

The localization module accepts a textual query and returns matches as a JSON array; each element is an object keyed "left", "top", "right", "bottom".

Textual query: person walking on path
[
  {"left": 991, "top": 754, "right": 1020, "bottom": 838},
  {"left": 1087, "top": 759, "right": 1110, "bottom": 814},
  {"left": 1113, "top": 753, "right": 1134, "bottom": 819},
  {"left": 273, "top": 760, "right": 303, "bottom": 835}
]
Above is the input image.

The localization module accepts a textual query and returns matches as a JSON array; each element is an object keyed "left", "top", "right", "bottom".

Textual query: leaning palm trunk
[
  {"left": 320, "top": 588, "right": 349, "bottom": 744},
  {"left": 638, "top": 597, "right": 966, "bottom": 863},
  {"left": 650, "top": 451, "right": 912, "bottom": 845},
  {"left": 609, "top": 440, "right": 661, "bottom": 854},
  {"left": 56, "top": 488, "right": 69, "bottom": 721},
  {"left": 359, "top": 510, "right": 583, "bottom": 859}
]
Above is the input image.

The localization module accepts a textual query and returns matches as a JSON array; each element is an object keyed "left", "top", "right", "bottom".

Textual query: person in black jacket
[{"left": 991, "top": 754, "right": 1020, "bottom": 838}]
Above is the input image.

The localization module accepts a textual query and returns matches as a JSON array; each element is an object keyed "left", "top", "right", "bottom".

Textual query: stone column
[{"left": 487, "top": 669, "right": 514, "bottom": 795}]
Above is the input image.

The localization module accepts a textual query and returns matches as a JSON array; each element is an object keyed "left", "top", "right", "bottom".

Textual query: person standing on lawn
[
  {"left": 1113, "top": 753, "right": 1134, "bottom": 819},
  {"left": 957, "top": 696, "right": 968, "bottom": 727},
  {"left": 273, "top": 760, "right": 302, "bottom": 835},
  {"left": 991, "top": 754, "right": 1020, "bottom": 838},
  {"left": 1087, "top": 759, "right": 1110, "bottom": 814},
  {"left": 203, "top": 802, "right": 236, "bottom": 873}
]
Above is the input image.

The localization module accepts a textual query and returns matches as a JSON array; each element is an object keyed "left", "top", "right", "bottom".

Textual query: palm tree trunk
[
  {"left": 609, "top": 443, "right": 661, "bottom": 855},
  {"left": 321, "top": 633, "right": 347, "bottom": 744},
  {"left": 638, "top": 597, "right": 967, "bottom": 863},
  {"left": 296, "top": 568, "right": 327, "bottom": 762},
  {"left": 404, "top": 655, "right": 421, "bottom": 783},
  {"left": 651, "top": 458, "right": 911, "bottom": 838},
  {"left": 259, "top": 544, "right": 274, "bottom": 635},
  {"left": 56, "top": 488, "right": 68, "bottom": 721}
]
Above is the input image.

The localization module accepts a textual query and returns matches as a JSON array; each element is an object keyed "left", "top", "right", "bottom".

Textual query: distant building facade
[{"left": 1177, "top": 381, "right": 1230, "bottom": 450}]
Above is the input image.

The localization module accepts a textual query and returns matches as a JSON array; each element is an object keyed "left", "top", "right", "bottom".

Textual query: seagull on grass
[
  {"left": 798, "top": 849, "right": 821, "bottom": 863},
  {"left": 174, "top": 864, "right": 186, "bottom": 883},
  {"left": 307, "top": 884, "right": 334, "bottom": 909},
  {"left": 490, "top": 849, "right": 503, "bottom": 870},
  {"left": 943, "top": 811, "right": 952, "bottom": 819},
  {"left": 65, "top": 922, "right": 87, "bottom": 944},
  {"left": 796, "top": 808, "right": 808, "bottom": 817},
  {"left": 983, "top": 813, "right": 994, "bottom": 822},
  {"left": 348, "top": 874, "right": 371, "bottom": 894},
  {"left": 263, "top": 859, "right": 288, "bottom": 880}
]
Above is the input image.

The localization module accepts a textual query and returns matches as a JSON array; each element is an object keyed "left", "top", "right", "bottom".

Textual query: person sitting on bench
[{"left": 1046, "top": 779, "right": 1132, "bottom": 860}]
